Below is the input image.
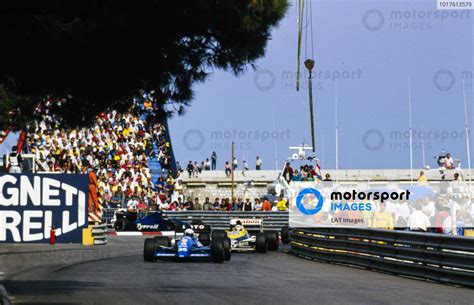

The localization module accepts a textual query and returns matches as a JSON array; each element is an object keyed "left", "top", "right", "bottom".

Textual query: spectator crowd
[
  {"left": 180, "top": 154, "right": 264, "bottom": 178},
  {"left": 156, "top": 194, "right": 288, "bottom": 212},
  {"left": 311, "top": 177, "right": 474, "bottom": 236},
  {"left": 26, "top": 94, "right": 176, "bottom": 211}
]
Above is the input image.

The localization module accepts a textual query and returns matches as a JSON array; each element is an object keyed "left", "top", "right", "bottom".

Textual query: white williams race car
[{"left": 212, "top": 218, "right": 279, "bottom": 253}]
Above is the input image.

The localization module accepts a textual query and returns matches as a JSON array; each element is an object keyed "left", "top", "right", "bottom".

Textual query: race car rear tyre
[
  {"left": 143, "top": 238, "right": 156, "bottom": 262},
  {"left": 255, "top": 232, "right": 267, "bottom": 253},
  {"left": 223, "top": 237, "right": 231, "bottom": 261},
  {"left": 266, "top": 231, "right": 279, "bottom": 251},
  {"left": 211, "top": 237, "right": 225, "bottom": 263},
  {"left": 199, "top": 232, "right": 211, "bottom": 246},
  {"left": 281, "top": 225, "right": 290, "bottom": 244},
  {"left": 114, "top": 219, "right": 128, "bottom": 232},
  {"left": 212, "top": 230, "right": 226, "bottom": 240},
  {"left": 154, "top": 236, "right": 171, "bottom": 247}
]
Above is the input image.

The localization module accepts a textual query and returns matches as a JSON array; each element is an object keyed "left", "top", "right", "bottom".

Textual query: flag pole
[
  {"left": 408, "top": 77, "right": 414, "bottom": 185},
  {"left": 272, "top": 110, "right": 279, "bottom": 170},
  {"left": 321, "top": 133, "right": 325, "bottom": 169},
  {"left": 231, "top": 141, "right": 235, "bottom": 199},
  {"left": 421, "top": 124, "right": 426, "bottom": 168},
  {"left": 335, "top": 79, "right": 339, "bottom": 183},
  {"left": 463, "top": 81, "right": 472, "bottom": 198}
]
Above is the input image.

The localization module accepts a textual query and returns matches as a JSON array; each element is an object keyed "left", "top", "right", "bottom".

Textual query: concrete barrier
[{"left": 179, "top": 169, "right": 473, "bottom": 200}]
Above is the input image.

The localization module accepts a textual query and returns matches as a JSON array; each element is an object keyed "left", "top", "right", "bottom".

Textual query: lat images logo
[{"left": 296, "top": 188, "right": 324, "bottom": 215}]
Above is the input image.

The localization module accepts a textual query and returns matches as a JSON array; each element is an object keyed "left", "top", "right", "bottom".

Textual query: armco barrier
[
  {"left": 290, "top": 228, "right": 474, "bottom": 288},
  {"left": 102, "top": 209, "right": 289, "bottom": 231},
  {"left": 162, "top": 211, "right": 289, "bottom": 231},
  {"left": 102, "top": 208, "right": 116, "bottom": 227}
]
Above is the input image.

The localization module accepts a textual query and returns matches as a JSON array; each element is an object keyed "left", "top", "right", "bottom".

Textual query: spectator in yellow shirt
[
  {"left": 372, "top": 201, "right": 394, "bottom": 230},
  {"left": 418, "top": 170, "right": 427, "bottom": 185},
  {"left": 276, "top": 195, "right": 288, "bottom": 211},
  {"left": 123, "top": 128, "right": 130, "bottom": 138}
]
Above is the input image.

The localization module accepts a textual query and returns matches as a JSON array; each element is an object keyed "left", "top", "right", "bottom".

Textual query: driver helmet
[
  {"left": 234, "top": 220, "right": 243, "bottom": 231},
  {"left": 184, "top": 228, "right": 194, "bottom": 237}
]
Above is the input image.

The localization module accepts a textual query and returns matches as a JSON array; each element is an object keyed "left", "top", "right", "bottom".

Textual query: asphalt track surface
[{"left": 1, "top": 236, "right": 473, "bottom": 305}]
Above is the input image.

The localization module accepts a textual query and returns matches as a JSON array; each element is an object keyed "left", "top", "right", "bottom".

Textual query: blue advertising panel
[{"left": 0, "top": 174, "right": 88, "bottom": 243}]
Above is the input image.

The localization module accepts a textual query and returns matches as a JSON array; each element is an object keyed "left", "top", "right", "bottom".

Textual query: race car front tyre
[
  {"left": 266, "top": 231, "right": 279, "bottom": 251},
  {"left": 281, "top": 226, "right": 290, "bottom": 244},
  {"left": 211, "top": 237, "right": 225, "bottom": 263},
  {"left": 223, "top": 237, "right": 231, "bottom": 261},
  {"left": 143, "top": 238, "right": 156, "bottom": 262},
  {"left": 212, "top": 230, "right": 226, "bottom": 240},
  {"left": 255, "top": 232, "right": 267, "bottom": 253},
  {"left": 154, "top": 236, "right": 171, "bottom": 247},
  {"left": 199, "top": 232, "right": 211, "bottom": 246}
]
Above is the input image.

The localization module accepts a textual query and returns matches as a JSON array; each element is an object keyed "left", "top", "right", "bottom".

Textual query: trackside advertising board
[{"left": 0, "top": 174, "right": 88, "bottom": 243}]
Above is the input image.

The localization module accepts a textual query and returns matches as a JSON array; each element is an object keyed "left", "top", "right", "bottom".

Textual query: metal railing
[
  {"left": 102, "top": 208, "right": 118, "bottom": 227},
  {"left": 163, "top": 211, "right": 289, "bottom": 231},
  {"left": 102, "top": 208, "right": 289, "bottom": 231},
  {"left": 290, "top": 228, "right": 474, "bottom": 288}
]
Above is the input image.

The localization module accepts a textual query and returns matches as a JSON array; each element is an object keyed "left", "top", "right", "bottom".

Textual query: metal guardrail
[
  {"left": 290, "top": 228, "right": 474, "bottom": 288},
  {"left": 102, "top": 209, "right": 289, "bottom": 231},
  {"left": 163, "top": 211, "right": 289, "bottom": 231},
  {"left": 102, "top": 208, "right": 117, "bottom": 227}
]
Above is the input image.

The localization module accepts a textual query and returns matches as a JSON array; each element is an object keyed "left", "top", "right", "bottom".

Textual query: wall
[
  {"left": 181, "top": 169, "right": 474, "bottom": 200},
  {"left": 181, "top": 170, "right": 275, "bottom": 200}
]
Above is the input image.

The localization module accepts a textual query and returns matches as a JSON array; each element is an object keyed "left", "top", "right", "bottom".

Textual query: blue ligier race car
[{"left": 143, "top": 228, "right": 231, "bottom": 263}]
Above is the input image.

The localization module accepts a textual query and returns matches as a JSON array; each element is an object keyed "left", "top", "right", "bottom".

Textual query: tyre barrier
[
  {"left": 289, "top": 227, "right": 474, "bottom": 288},
  {"left": 91, "top": 224, "right": 108, "bottom": 245}
]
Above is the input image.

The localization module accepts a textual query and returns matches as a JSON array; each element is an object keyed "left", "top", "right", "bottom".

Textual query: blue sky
[{"left": 169, "top": 0, "right": 473, "bottom": 170}]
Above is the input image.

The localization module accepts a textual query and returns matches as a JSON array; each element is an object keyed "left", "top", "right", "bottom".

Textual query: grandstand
[{"left": 19, "top": 94, "right": 176, "bottom": 210}]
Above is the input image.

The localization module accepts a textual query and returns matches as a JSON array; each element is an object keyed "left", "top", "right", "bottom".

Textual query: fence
[
  {"left": 162, "top": 211, "right": 289, "bottom": 231},
  {"left": 102, "top": 208, "right": 289, "bottom": 231},
  {"left": 102, "top": 208, "right": 149, "bottom": 228},
  {"left": 102, "top": 208, "right": 116, "bottom": 227},
  {"left": 290, "top": 228, "right": 474, "bottom": 288}
]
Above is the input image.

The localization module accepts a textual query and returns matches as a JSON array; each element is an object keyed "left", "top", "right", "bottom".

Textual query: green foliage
[{"left": 0, "top": 0, "right": 288, "bottom": 129}]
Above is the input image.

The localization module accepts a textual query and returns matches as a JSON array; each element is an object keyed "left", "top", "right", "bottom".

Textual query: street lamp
[{"left": 304, "top": 59, "right": 316, "bottom": 153}]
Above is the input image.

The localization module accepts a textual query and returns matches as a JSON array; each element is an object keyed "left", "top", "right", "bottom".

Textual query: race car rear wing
[
  {"left": 230, "top": 218, "right": 263, "bottom": 232},
  {"left": 175, "top": 221, "right": 212, "bottom": 234}
]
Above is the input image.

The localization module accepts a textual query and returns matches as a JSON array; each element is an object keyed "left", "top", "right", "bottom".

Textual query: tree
[{"left": 0, "top": 0, "right": 288, "bottom": 129}]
